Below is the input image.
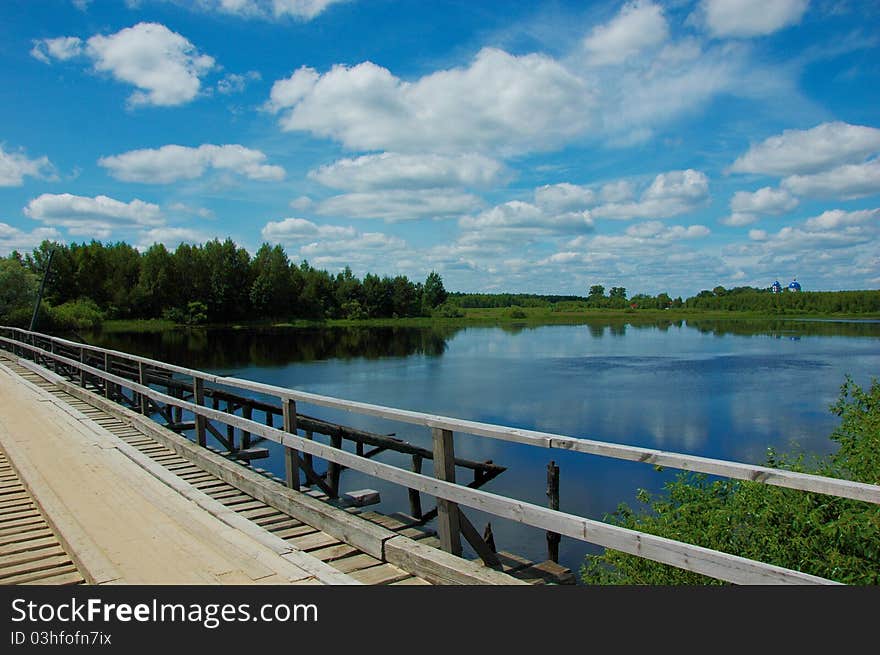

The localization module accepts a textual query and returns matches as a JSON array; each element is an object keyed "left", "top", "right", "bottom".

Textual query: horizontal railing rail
[{"left": 2, "top": 325, "right": 875, "bottom": 585}]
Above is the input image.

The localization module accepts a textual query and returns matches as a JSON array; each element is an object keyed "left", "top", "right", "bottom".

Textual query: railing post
[
  {"left": 409, "top": 454, "right": 423, "bottom": 520},
  {"left": 138, "top": 361, "right": 147, "bottom": 414},
  {"left": 327, "top": 435, "right": 342, "bottom": 496},
  {"left": 226, "top": 399, "right": 235, "bottom": 450},
  {"left": 79, "top": 347, "right": 85, "bottom": 387},
  {"left": 432, "top": 427, "right": 462, "bottom": 556},
  {"left": 303, "top": 430, "right": 314, "bottom": 471},
  {"left": 103, "top": 352, "right": 110, "bottom": 399},
  {"left": 242, "top": 404, "right": 252, "bottom": 449},
  {"left": 547, "top": 461, "right": 561, "bottom": 563},
  {"left": 193, "top": 377, "right": 206, "bottom": 447},
  {"left": 282, "top": 398, "right": 300, "bottom": 491}
]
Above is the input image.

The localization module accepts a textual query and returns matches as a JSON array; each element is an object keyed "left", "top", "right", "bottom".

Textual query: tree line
[
  {"left": 2, "top": 238, "right": 878, "bottom": 331},
  {"left": 1, "top": 238, "right": 449, "bottom": 329}
]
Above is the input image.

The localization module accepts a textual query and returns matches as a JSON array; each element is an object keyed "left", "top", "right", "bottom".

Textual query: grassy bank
[{"left": 97, "top": 306, "right": 880, "bottom": 333}]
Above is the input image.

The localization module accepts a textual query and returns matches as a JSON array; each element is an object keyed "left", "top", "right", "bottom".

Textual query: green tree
[
  {"left": 134, "top": 243, "right": 174, "bottom": 318},
  {"left": 202, "top": 238, "right": 252, "bottom": 321},
  {"left": 0, "top": 258, "right": 38, "bottom": 326},
  {"left": 250, "top": 243, "right": 292, "bottom": 319},
  {"left": 422, "top": 271, "right": 448, "bottom": 313}
]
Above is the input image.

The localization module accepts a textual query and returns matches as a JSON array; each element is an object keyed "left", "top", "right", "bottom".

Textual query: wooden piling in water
[{"left": 547, "top": 460, "right": 560, "bottom": 563}]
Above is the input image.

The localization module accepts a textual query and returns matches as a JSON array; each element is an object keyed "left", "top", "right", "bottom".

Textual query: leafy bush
[
  {"left": 47, "top": 298, "right": 105, "bottom": 330},
  {"left": 581, "top": 376, "right": 880, "bottom": 585},
  {"left": 162, "top": 301, "right": 208, "bottom": 326},
  {"left": 508, "top": 306, "right": 527, "bottom": 319},
  {"left": 431, "top": 303, "right": 464, "bottom": 318}
]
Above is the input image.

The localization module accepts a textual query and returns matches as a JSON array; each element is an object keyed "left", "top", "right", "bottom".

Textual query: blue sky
[{"left": 1, "top": 0, "right": 879, "bottom": 297}]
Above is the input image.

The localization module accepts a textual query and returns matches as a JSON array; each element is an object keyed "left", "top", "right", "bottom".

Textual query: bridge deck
[
  {"left": 0, "top": 361, "right": 363, "bottom": 585},
  {"left": 0, "top": 353, "right": 572, "bottom": 586}
]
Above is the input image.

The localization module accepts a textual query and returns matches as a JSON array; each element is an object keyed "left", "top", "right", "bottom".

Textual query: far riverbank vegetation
[{"left": 1, "top": 238, "right": 879, "bottom": 332}]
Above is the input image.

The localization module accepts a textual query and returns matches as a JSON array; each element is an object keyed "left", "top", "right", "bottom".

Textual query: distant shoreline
[{"left": 97, "top": 307, "right": 880, "bottom": 333}]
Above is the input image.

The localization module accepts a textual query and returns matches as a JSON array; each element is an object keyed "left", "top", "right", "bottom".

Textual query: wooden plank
[
  {"left": 348, "top": 563, "right": 412, "bottom": 585},
  {"left": 309, "top": 543, "right": 361, "bottom": 562},
  {"left": 1, "top": 563, "right": 79, "bottom": 585},
  {"left": 264, "top": 519, "right": 305, "bottom": 533},
  {"left": 384, "top": 536, "right": 527, "bottom": 586},
  {"left": 330, "top": 553, "right": 383, "bottom": 573},
  {"left": 286, "top": 531, "right": 340, "bottom": 552},
  {"left": 0, "top": 554, "right": 74, "bottom": 581},
  {"left": 0, "top": 544, "right": 65, "bottom": 568},
  {"left": 226, "top": 500, "right": 266, "bottom": 513},
  {"left": 0, "top": 535, "right": 60, "bottom": 556},
  {"left": 272, "top": 525, "right": 319, "bottom": 540},
  {"left": 0, "top": 528, "right": 54, "bottom": 548},
  {"left": 238, "top": 506, "right": 283, "bottom": 521},
  {"left": 22, "top": 570, "right": 84, "bottom": 585}
]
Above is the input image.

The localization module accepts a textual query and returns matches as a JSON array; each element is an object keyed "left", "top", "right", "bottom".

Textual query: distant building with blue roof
[
  {"left": 770, "top": 280, "right": 782, "bottom": 294},
  {"left": 787, "top": 278, "right": 801, "bottom": 292}
]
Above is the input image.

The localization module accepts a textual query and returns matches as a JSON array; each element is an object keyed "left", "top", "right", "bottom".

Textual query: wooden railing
[{"left": 3, "top": 326, "right": 878, "bottom": 585}]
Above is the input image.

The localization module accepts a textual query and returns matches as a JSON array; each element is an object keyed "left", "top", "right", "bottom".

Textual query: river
[{"left": 84, "top": 317, "right": 880, "bottom": 577}]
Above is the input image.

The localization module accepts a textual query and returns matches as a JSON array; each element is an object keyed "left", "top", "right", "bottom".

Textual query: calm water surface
[{"left": 87, "top": 319, "right": 880, "bottom": 576}]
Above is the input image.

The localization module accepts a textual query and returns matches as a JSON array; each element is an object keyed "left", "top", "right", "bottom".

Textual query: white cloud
[
  {"left": 192, "top": 0, "right": 347, "bottom": 20},
  {"left": 167, "top": 202, "right": 214, "bottom": 218},
  {"left": 781, "top": 159, "right": 880, "bottom": 199},
  {"left": 261, "top": 217, "right": 356, "bottom": 242},
  {"left": 309, "top": 152, "right": 505, "bottom": 191},
  {"left": 0, "top": 146, "right": 55, "bottom": 187},
  {"left": 600, "top": 180, "right": 636, "bottom": 203},
  {"left": 266, "top": 48, "right": 591, "bottom": 155},
  {"left": 270, "top": 0, "right": 347, "bottom": 19},
  {"left": 730, "top": 186, "right": 798, "bottom": 214},
  {"left": 720, "top": 212, "right": 760, "bottom": 227},
  {"left": 534, "top": 183, "right": 597, "bottom": 212},
  {"left": 30, "top": 36, "right": 83, "bottom": 63},
  {"left": 583, "top": 1, "right": 669, "bottom": 66},
  {"left": 216, "top": 71, "right": 261, "bottom": 95},
  {"left": 696, "top": 0, "right": 809, "bottom": 38},
  {"left": 591, "top": 169, "right": 709, "bottom": 220},
  {"left": 730, "top": 121, "right": 880, "bottom": 176},
  {"left": 99, "top": 144, "right": 285, "bottom": 183},
  {"left": 315, "top": 189, "right": 484, "bottom": 222},
  {"left": 24, "top": 193, "right": 164, "bottom": 238},
  {"left": 460, "top": 200, "right": 595, "bottom": 236},
  {"left": 261, "top": 217, "right": 404, "bottom": 273},
  {"left": 82, "top": 23, "right": 215, "bottom": 107},
  {"left": 803, "top": 208, "right": 879, "bottom": 231},
  {"left": 289, "top": 196, "right": 314, "bottom": 210},
  {"left": 0, "top": 223, "right": 61, "bottom": 256}
]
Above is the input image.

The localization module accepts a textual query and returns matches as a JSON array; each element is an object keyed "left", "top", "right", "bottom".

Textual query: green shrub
[
  {"left": 47, "top": 298, "right": 105, "bottom": 330},
  {"left": 581, "top": 376, "right": 880, "bottom": 585},
  {"left": 508, "top": 306, "right": 527, "bottom": 319},
  {"left": 431, "top": 303, "right": 464, "bottom": 318}
]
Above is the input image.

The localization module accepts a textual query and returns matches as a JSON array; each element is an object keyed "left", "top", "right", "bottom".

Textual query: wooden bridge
[{"left": 1, "top": 326, "right": 878, "bottom": 586}]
